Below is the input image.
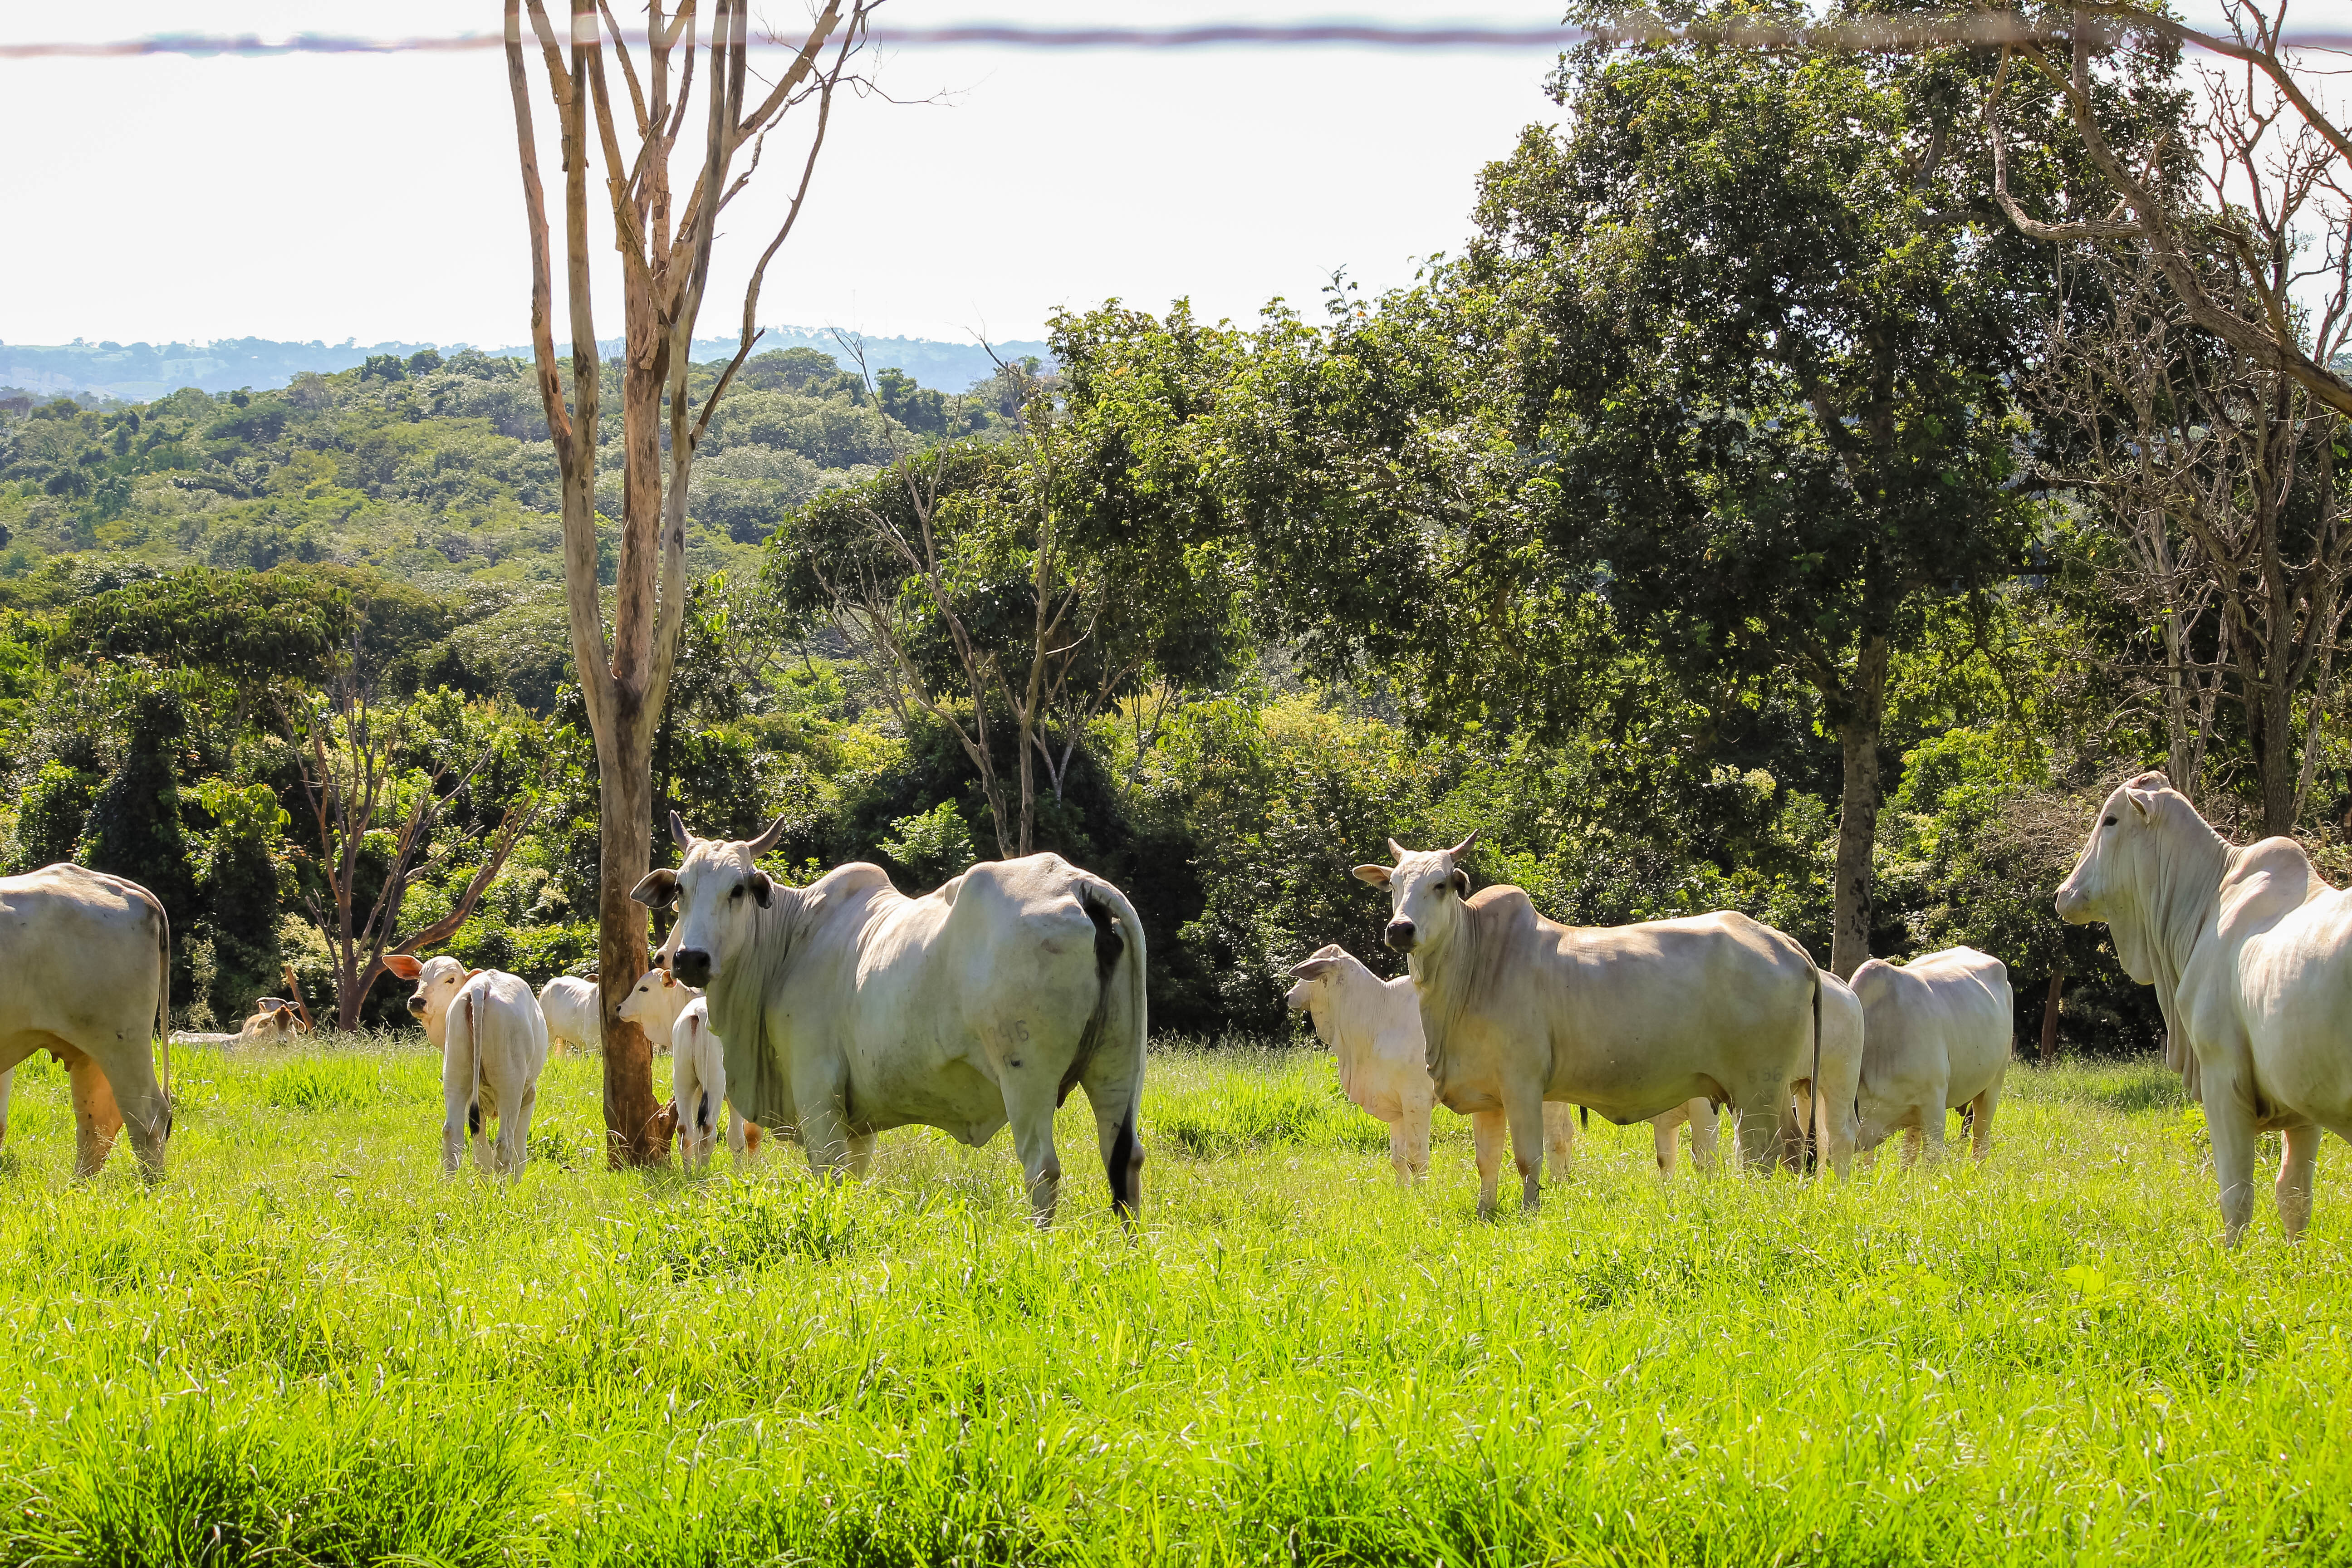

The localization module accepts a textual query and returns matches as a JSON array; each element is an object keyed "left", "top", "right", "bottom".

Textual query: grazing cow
[
  {"left": 1359, "top": 834, "right": 1824, "bottom": 1214},
  {"left": 1782, "top": 970, "right": 1866, "bottom": 1178},
  {"left": 666, "top": 996, "right": 763, "bottom": 1171},
  {"left": 1286, "top": 944, "right": 1719, "bottom": 1189},
  {"left": 1847, "top": 947, "right": 2012, "bottom": 1164},
  {"left": 633, "top": 811, "right": 1147, "bottom": 1225},
  {"left": 385, "top": 954, "right": 549, "bottom": 1178},
  {"left": 539, "top": 974, "right": 601, "bottom": 1057},
  {"left": 2057, "top": 771, "right": 2352, "bottom": 1243},
  {"left": 0, "top": 864, "right": 172, "bottom": 1178}
]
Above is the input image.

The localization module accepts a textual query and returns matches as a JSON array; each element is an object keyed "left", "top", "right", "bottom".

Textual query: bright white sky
[{"left": 0, "top": 4, "right": 1575, "bottom": 349}]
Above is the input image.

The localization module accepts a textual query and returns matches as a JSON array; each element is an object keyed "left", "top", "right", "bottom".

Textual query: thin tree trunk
[
  {"left": 2038, "top": 970, "right": 2065, "bottom": 1063},
  {"left": 596, "top": 712, "right": 661, "bottom": 1163},
  {"left": 1828, "top": 635, "right": 1891, "bottom": 980}
]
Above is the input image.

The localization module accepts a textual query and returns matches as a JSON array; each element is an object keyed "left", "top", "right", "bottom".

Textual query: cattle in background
[
  {"left": 614, "top": 965, "right": 695, "bottom": 1053},
  {"left": 1286, "top": 944, "right": 1719, "bottom": 1191},
  {"left": 1360, "top": 834, "right": 1824, "bottom": 1214},
  {"left": 386, "top": 954, "right": 549, "bottom": 1178},
  {"left": 635, "top": 812, "right": 1147, "bottom": 1225},
  {"left": 0, "top": 865, "right": 172, "bottom": 1178},
  {"left": 1848, "top": 948, "right": 2012, "bottom": 1164},
  {"left": 1784, "top": 970, "right": 1866, "bottom": 1177},
  {"left": 2057, "top": 772, "right": 2352, "bottom": 1242},
  {"left": 539, "top": 974, "right": 602, "bottom": 1056}
]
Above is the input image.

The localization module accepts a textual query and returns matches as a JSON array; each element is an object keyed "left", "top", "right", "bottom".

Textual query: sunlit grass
[{"left": 0, "top": 1036, "right": 2344, "bottom": 1564}]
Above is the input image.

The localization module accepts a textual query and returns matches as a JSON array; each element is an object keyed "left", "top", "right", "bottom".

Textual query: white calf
[
  {"left": 615, "top": 965, "right": 696, "bottom": 1052},
  {"left": 670, "top": 996, "right": 762, "bottom": 1171},
  {"left": 538, "top": 974, "right": 601, "bottom": 1057},
  {"left": 387, "top": 954, "right": 549, "bottom": 1178}
]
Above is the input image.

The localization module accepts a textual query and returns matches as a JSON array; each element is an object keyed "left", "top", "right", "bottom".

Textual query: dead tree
[{"left": 504, "top": 0, "right": 877, "bottom": 1163}]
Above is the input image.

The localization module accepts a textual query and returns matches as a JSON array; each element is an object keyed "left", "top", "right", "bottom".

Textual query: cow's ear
[
  {"left": 1352, "top": 864, "right": 1392, "bottom": 887},
  {"left": 384, "top": 954, "right": 422, "bottom": 980},
  {"left": 1289, "top": 956, "right": 1341, "bottom": 981},
  {"left": 2126, "top": 787, "right": 2158, "bottom": 820},
  {"left": 661, "top": 970, "right": 676, "bottom": 989},
  {"left": 1450, "top": 868, "right": 1471, "bottom": 897},
  {"left": 750, "top": 869, "right": 774, "bottom": 908},
  {"left": 631, "top": 868, "right": 679, "bottom": 908}
]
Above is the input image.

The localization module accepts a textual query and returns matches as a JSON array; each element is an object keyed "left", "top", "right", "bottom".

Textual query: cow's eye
[
  {"left": 730, "top": 883, "right": 745, "bottom": 900},
  {"left": 2102, "top": 816, "right": 2117, "bottom": 827}
]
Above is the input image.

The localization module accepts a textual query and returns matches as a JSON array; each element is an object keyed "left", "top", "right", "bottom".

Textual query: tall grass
[{"left": 0, "top": 1039, "right": 2344, "bottom": 1565}]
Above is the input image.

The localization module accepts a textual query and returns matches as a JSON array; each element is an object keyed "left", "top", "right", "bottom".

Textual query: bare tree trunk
[
  {"left": 1829, "top": 634, "right": 1891, "bottom": 980},
  {"left": 596, "top": 714, "right": 658, "bottom": 1155},
  {"left": 2039, "top": 970, "right": 2065, "bottom": 1063}
]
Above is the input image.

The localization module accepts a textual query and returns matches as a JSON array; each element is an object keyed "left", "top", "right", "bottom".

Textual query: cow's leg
[
  {"left": 1918, "top": 1087, "right": 1951, "bottom": 1164},
  {"left": 472, "top": 1091, "right": 500, "bottom": 1175},
  {"left": 61, "top": 1050, "right": 125, "bottom": 1179},
  {"left": 1504, "top": 1081, "right": 1546, "bottom": 1213},
  {"left": 0, "top": 1063, "right": 14, "bottom": 1152},
  {"left": 1688, "top": 1099, "right": 1722, "bottom": 1174},
  {"left": 502, "top": 1081, "right": 536, "bottom": 1179},
  {"left": 1386, "top": 1120, "right": 1414, "bottom": 1185},
  {"left": 1730, "top": 1088, "right": 1786, "bottom": 1171},
  {"left": 1402, "top": 1101, "right": 1433, "bottom": 1185},
  {"left": 843, "top": 1129, "right": 877, "bottom": 1178},
  {"left": 1968, "top": 1078, "right": 2004, "bottom": 1163},
  {"left": 1001, "top": 1070, "right": 1064, "bottom": 1227},
  {"left": 1901, "top": 1121, "right": 1925, "bottom": 1168},
  {"left": 2276, "top": 1122, "right": 2321, "bottom": 1240},
  {"left": 441, "top": 1067, "right": 471, "bottom": 1178},
  {"left": 1470, "top": 1109, "right": 1506, "bottom": 1218},
  {"left": 1652, "top": 1110, "right": 1682, "bottom": 1176},
  {"left": 1544, "top": 1101, "right": 1579, "bottom": 1171},
  {"left": 2207, "top": 1093, "right": 2261, "bottom": 1245}
]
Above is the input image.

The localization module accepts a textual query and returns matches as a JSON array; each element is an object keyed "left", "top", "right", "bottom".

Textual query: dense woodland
[{"left": 3, "top": 10, "right": 2342, "bottom": 1057}]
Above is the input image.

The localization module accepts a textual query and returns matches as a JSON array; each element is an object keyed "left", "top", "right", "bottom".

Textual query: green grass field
[{"left": 0, "top": 1038, "right": 2346, "bottom": 1567}]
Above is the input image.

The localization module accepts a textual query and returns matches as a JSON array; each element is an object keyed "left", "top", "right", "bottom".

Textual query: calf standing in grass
[
  {"left": 615, "top": 965, "right": 696, "bottom": 1053},
  {"left": 387, "top": 954, "right": 548, "bottom": 1178},
  {"left": 1848, "top": 947, "right": 2012, "bottom": 1164},
  {"left": 667, "top": 995, "right": 761, "bottom": 1171},
  {"left": 1288, "top": 944, "right": 1720, "bottom": 1189}
]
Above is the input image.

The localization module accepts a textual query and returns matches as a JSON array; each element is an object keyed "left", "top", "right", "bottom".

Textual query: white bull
[
  {"left": 1848, "top": 947, "right": 2013, "bottom": 1163},
  {"left": 0, "top": 864, "right": 173, "bottom": 1178},
  {"left": 633, "top": 812, "right": 1147, "bottom": 1225},
  {"left": 1361, "top": 833, "right": 1826, "bottom": 1214},
  {"left": 1286, "top": 944, "right": 1721, "bottom": 1190},
  {"left": 387, "top": 954, "right": 548, "bottom": 1178},
  {"left": 2058, "top": 771, "right": 2352, "bottom": 1242}
]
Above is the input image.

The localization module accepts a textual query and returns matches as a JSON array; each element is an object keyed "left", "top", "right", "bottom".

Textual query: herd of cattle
[{"left": 0, "top": 771, "right": 2347, "bottom": 1243}]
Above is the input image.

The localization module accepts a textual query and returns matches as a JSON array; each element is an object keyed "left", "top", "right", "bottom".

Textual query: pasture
[{"left": 1, "top": 1040, "right": 2347, "bottom": 1567}]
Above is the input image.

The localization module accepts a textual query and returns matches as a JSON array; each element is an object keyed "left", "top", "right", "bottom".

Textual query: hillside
[
  {"left": 0, "top": 344, "right": 1021, "bottom": 600},
  {"left": 0, "top": 328, "right": 1051, "bottom": 404}
]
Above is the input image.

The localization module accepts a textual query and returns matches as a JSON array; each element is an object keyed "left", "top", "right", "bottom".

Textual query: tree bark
[
  {"left": 2038, "top": 970, "right": 2065, "bottom": 1063},
  {"left": 1828, "top": 634, "right": 1891, "bottom": 980},
  {"left": 595, "top": 706, "right": 661, "bottom": 1163}
]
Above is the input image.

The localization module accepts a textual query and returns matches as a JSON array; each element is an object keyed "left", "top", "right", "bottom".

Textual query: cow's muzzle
[
  {"left": 407, "top": 995, "right": 426, "bottom": 1016},
  {"left": 1384, "top": 919, "right": 1416, "bottom": 954},
  {"left": 2053, "top": 881, "right": 2091, "bottom": 924},
  {"left": 671, "top": 948, "right": 714, "bottom": 987}
]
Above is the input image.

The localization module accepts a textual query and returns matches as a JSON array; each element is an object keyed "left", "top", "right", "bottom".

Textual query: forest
[{"left": 0, "top": 8, "right": 2339, "bottom": 1065}]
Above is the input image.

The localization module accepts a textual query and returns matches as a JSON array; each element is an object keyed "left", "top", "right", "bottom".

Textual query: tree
[
  {"left": 504, "top": 0, "right": 875, "bottom": 1163},
  {"left": 1464, "top": 8, "right": 2064, "bottom": 976},
  {"left": 298, "top": 674, "right": 541, "bottom": 1030}
]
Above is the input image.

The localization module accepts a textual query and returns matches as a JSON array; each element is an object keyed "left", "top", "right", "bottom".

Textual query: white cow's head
[
  {"left": 2054, "top": 771, "right": 2188, "bottom": 984},
  {"left": 1353, "top": 832, "right": 1478, "bottom": 959},
  {"left": 1285, "top": 945, "right": 1348, "bottom": 1016},
  {"left": 617, "top": 964, "right": 693, "bottom": 1029},
  {"left": 630, "top": 811, "right": 789, "bottom": 989},
  {"left": 384, "top": 953, "right": 471, "bottom": 1047}
]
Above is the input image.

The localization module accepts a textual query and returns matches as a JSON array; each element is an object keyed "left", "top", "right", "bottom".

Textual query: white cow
[
  {"left": 1286, "top": 944, "right": 1720, "bottom": 1190},
  {"left": 614, "top": 965, "right": 696, "bottom": 1051},
  {"left": 538, "top": 974, "right": 601, "bottom": 1057},
  {"left": 634, "top": 811, "right": 1148, "bottom": 1225},
  {"left": 0, "top": 864, "right": 173, "bottom": 1177},
  {"left": 1361, "top": 833, "right": 1828, "bottom": 1214},
  {"left": 665, "top": 995, "right": 763, "bottom": 1171},
  {"left": 386, "top": 954, "right": 548, "bottom": 1178},
  {"left": 2058, "top": 771, "right": 2352, "bottom": 1242},
  {"left": 1847, "top": 947, "right": 2013, "bottom": 1163}
]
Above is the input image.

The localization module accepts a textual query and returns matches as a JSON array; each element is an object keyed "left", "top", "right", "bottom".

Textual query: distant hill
[{"left": 1, "top": 327, "right": 1049, "bottom": 404}]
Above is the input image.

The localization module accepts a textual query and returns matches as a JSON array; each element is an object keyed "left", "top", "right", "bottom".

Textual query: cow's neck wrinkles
[
  {"left": 2122, "top": 803, "right": 2230, "bottom": 1089},
  {"left": 1408, "top": 914, "right": 1473, "bottom": 1085}
]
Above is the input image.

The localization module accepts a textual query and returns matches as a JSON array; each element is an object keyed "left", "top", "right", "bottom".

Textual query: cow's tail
[
  {"left": 1070, "top": 879, "right": 1148, "bottom": 1220},
  {"left": 1805, "top": 951, "right": 1823, "bottom": 1179},
  {"left": 154, "top": 894, "right": 172, "bottom": 1140},
  {"left": 456, "top": 990, "right": 483, "bottom": 1139}
]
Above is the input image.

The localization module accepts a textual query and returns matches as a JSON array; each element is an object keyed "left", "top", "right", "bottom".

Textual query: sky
[{"left": 0, "top": 4, "right": 1576, "bottom": 350}]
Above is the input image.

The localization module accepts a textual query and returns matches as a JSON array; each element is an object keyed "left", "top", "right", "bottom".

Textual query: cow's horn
[
  {"left": 1446, "top": 828, "right": 1480, "bottom": 859},
  {"left": 670, "top": 810, "right": 693, "bottom": 850},
  {"left": 1388, "top": 838, "right": 1409, "bottom": 862},
  {"left": 746, "top": 810, "right": 789, "bottom": 858}
]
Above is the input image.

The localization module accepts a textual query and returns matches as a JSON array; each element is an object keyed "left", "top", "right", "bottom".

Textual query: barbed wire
[{"left": 5, "top": 15, "right": 2345, "bottom": 61}]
